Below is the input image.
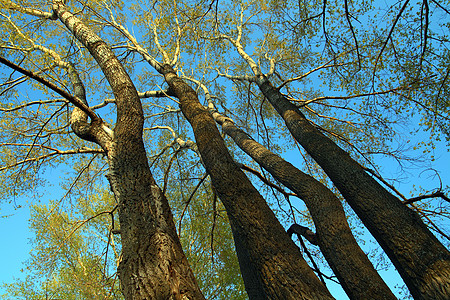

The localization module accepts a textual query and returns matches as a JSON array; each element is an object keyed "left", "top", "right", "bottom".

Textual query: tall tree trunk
[
  {"left": 162, "top": 64, "right": 334, "bottom": 299},
  {"left": 107, "top": 142, "right": 204, "bottom": 300},
  {"left": 52, "top": 2, "right": 204, "bottom": 299},
  {"left": 215, "top": 114, "right": 396, "bottom": 299},
  {"left": 256, "top": 76, "right": 450, "bottom": 300}
]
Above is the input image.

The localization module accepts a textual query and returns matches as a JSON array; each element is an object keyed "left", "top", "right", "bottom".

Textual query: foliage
[
  {"left": 0, "top": 0, "right": 449, "bottom": 298},
  {"left": 2, "top": 187, "right": 123, "bottom": 299}
]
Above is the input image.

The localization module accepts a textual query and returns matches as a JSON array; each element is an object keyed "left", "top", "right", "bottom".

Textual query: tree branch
[
  {"left": 344, "top": 0, "right": 361, "bottom": 69},
  {"left": 287, "top": 223, "right": 318, "bottom": 245},
  {"left": 372, "top": 0, "right": 410, "bottom": 81},
  {"left": 403, "top": 191, "right": 450, "bottom": 205},
  {"left": 238, "top": 163, "right": 298, "bottom": 198},
  {"left": 0, "top": 55, "right": 99, "bottom": 121},
  {"left": 2, "top": 0, "right": 57, "bottom": 19}
]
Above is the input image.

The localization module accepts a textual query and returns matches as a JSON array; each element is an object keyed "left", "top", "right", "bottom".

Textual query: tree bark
[
  {"left": 107, "top": 147, "right": 204, "bottom": 300},
  {"left": 161, "top": 64, "right": 334, "bottom": 299},
  {"left": 257, "top": 76, "right": 450, "bottom": 300},
  {"left": 53, "top": 2, "right": 204, "bottom": 299},
  {"left": 217, "top": 116, "right": 396, "bottom": 299}
]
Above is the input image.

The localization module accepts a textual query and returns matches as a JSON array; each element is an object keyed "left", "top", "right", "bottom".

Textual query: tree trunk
[
  {"left": 107, "top": 144, "right": 204, "bottom": 300},
  {"left": 257, "top": 76, "right": 450, "bottom": 300},
  {"left": 217, "top": 116, "right": 396, "bottom": 299},
  {"left": 53, "top": 2, "right": 204, "bottom": 299},
  {"left": 162, "top": 64, "right": 334, "bottom": 299}
]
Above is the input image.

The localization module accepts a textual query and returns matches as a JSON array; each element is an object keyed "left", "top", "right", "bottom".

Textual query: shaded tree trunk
[
  {"left": 107, "top": 141, "right": 204, "bottom": 300},
  {"left": 256, "top": 76, "right": 450, "bottom": 300},
  {"left": 215, "top": 114, "right": 396, "bottom": 299},
  {"left": 52, "top": 2, "right": 204, "bottom": 299},
  {"left": 161, "top": 64, "right": 334, "bottom": 299}
]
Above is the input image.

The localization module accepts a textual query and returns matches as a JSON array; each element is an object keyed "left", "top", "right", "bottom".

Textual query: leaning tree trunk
[
  {"left": 53, "top": 2, "right": 205, "bottom": 299},
  {"left": 257, "top": 76, "right": 450, "bottom": 300},
  {"left": 214, "top": 114, "right": 396, "bottom": 299},
  {"left": 161, "top": 64, "right": 334, "bottom": 299},
  {"left": 107, "top": 136, "right": 204, "bottom": 300}
]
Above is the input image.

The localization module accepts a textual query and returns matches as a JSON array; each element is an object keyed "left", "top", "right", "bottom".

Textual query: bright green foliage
[
  {"left": 170, "top": 185, "right": 247, "bottom": 299},
  {"left": 2, "top": 188, "right": 123, "bottom": 299}
]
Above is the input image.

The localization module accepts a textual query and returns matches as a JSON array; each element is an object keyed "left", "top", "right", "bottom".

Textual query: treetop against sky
[{"left": 0, "top": 0, "right": 449, "bottom": 299}]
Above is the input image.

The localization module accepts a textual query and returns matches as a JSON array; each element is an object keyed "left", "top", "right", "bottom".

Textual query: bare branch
[
  {"left": 344, "top": 0, "right": 361, "bottom": 69},
  {"left": 0, "top": 147, "right": 105, "bottom": 172},
  {"left": 170, "top": 0, "right": 182, "bottom": 66},
  {"left": 90, "top": 99, "right": 116, "bottom": 110},
  {"left": 0, "top": 55, "right": 99, "bottom": 121},
  {"left": 278, "top": 60, "right": 346, "bottom": 89},
  {"left": 372, "top": 0, "right": 410, "bottom": 80},
  {"left": 403, "top": 191, "right": 450, "bottom": 205},
  {"left": 218, "top": 9, "right": 261, "bottom": 76},
  {"left": 419, "top": 0, "right": 429, "bottom": 71},
  {"left": 0, "top": 99, "right": 67, "bottom": 112},
  {"left": 178, "top": 173, "right": 209, "bottom": 234},
  {"left": 297, "top": 86, "right": 409, "bottom": 107},
  {"left": 138, "top": 89, "right": 176, "bottom": 98},
  {"left": 238, "top": 163, "right": 298, "bottom": 199},
  {"left": 103, "top": 2, "right": 163, "bottom": 72},
  {"left": 89, "top": 89, "right": 176, "bottom": 110},
  {"left": 153, "top": 24, "right": 171, "bottom": 64},
  {"left": 214, "top": 68, "right": 257, "bottom": 82},
  {"left": 288, "top": 224, "right": 325, "bottom": 285},
  {"left": 430, "top": 0, "right": 450, "bottom": 15},
  {"left": 147, "top": 125, "right": 178, "bottom": 139},
  {"left": 413, "top": 205, "right": 450, "bottom": 241}
]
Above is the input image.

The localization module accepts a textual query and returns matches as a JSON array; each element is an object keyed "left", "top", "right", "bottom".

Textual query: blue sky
[{"left": 0, "top": 205, "right": 33, "bottom": 289}]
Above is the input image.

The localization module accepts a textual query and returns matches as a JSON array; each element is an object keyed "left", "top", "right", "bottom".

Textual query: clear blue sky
[{"left": 0, "top": 204, "right": 33, "bottom": 288}]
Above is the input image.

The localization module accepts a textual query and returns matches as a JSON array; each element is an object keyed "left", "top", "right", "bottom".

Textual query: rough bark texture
[
  {"left": 162, "top": 64, "right": 334, "bottom": 299},
  {"left": 107, "top": 145, "right": 204, "bottom": 300},
  {"left": 257, "top": 76, "right": 450, "bottom": 300},
  {"left": 53, "top": 2, "right": 204, "bottom": 299},
  {"left": 219, "top": 117, "right": 396, "bottom": 299}
]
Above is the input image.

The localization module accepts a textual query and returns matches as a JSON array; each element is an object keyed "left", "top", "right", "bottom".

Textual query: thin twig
[
  {"left": 344, "top": 0, "right": 361, "bottom": 70},
  {"left": 238, "top": 163, "right": 298, "bottom": 198},
  {"left": 372, "top": 0, "right": 410, "bottom": 83},
  {"left": 177, "top": 173, "right": 209, "bottom": 234}
]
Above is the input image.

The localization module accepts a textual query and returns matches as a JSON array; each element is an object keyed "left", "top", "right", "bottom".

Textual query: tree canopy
[{"left": 0, "top": 0, "right": 449, "bottom": 299}]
